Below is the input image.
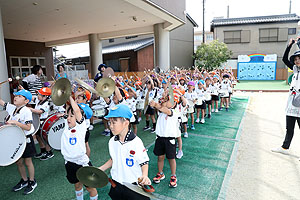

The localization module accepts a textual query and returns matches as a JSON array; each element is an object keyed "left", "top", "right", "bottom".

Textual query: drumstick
[{"left": 0, "top": 78, "right": 12, "bottom": 85}]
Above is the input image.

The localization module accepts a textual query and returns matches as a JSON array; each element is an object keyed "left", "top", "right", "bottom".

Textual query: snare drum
[
  {"left": 219, "top": 89, "right": 229, "bottom": 98},
  {"left": 41, "top": 113, "right": 65, "bottom": 150},
  {"left": 187, "top": 100, "right": 195, "bottom": 113},
  {"left": 32, "top": 113, "right": 40, "bottom": 135},
  {"left": 92, "top": 105, "right": 106, "bottom": 118},
  {"left": 136, "top": 100, "right": 145, "bottom": 110},
  {"left": 195, "top": 98, "right": 203, "bottom": 105},
  {"left": 92, "top": 99, "right": 101, "bottom": 105},
  {"left": 0, "top": 125, "right": 26, "bottom": 166},
  {"left": 204, "top": 93, "right": 212, "bottom": 101}
]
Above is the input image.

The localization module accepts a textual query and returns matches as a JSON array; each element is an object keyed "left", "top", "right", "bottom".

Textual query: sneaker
[
  {"left": 40, "top": 151, "right": 54, "bottom": 161},
  {"left": 186, "top": 124, "right": 189, "bottom": 128},
  {"left": 183, "top": 132, "right": 188, "bottom": 138},
  {"left": 101, "top": 130, "right": 108, "bottom": 135},
  {"left": 271, "top": 147, "right": 289, "bottom": 155},
  {"left": 153, "top": 172, "right": 165, "bottom": 184},
  {"left": 176, "top": 150, "right": 183, "bottom": 159},
  {"left": 143, "top": 126, "right": 151, "bottom": 131},
  {"left": 191, "top": 125, "right": 195, "bottom": 130},
  {"left": 138, "top": 117, "right": 142, "bottom": 122},
  {"left": 34, "top": 152, "right": 45, "bottom": 159},
  {"left": 195, "top": 118, "right": 200, "bottom": 123},
  {"left": 200, "top": 118, "right": 205, "bottom": 124},
  {"left": 12, "top": 178, "right": 28, "bottom": 192},
  {"left": 212, "top": 109, "right": 215, "bottom": 112},
  {"left": 208, "top": 114, "right": 211, "bottom": 119},
  {"left": 218, "top": 107, "right": 223, "bottom": 111},
  {"left": 151, "top": 128, "right": 156, "bottom": 133},
  {"left": 88, "top": 125, "right": 94, "bottom": 131},
  {"left": 226, "top": 108, "right": 229, "bottom": 112},
  {"left": 23, "top": 179, "right": 37, "bottom": 195},
  {"left": 105, "top": 131, "right": 111, "bottom": 137},
  {"left": 169, "top": 176, "right": 177, "bottom": 188},
  {"left": 204, "top": 114, "right": 207, "bottom": 118},
  {"left": 215, "top": 109, "right": 219, "bottom": 113}
]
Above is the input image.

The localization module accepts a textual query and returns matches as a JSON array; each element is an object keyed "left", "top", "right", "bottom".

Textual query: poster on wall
[{"left": 237, "top": 54, "right": 277, "bottom": 80}]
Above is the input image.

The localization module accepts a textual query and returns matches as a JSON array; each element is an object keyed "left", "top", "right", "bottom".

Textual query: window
[
  {"left": 259, "top": 28, "right": 278, "bottom": 42},
  {"left": 194, "top": 35, "right": 202, "bottom": 41},
  {"left": 288, "top": 28, "right": 296, "bottom": 35},
  {"left": 109, "top": 39, "right": 114, "bottom": 43},
  {"left": 10, "top": 57, "right": 46, "bottom": 78},
  {"left": 206, "top": 34, "right": 213, "bottom": 41},
  {"left": 224, "top": 31, "right": 241, "bottom": 43}
]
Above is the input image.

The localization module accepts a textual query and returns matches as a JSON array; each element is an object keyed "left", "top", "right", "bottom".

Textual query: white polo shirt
[
  {"left": 61, "top": 117, "right": 89, "bottom": 165},
  {"left": 34, "top": 98, "right": 49, "bottom": 121},
  {"left": 155, "top": 107, "right": 180, "bottom": 138},
  {"left": 109, "top": 131, "right": 149, "bottom": 184},
  {"left": 4, "top": 103, "right": 34, "bottom": 136}
]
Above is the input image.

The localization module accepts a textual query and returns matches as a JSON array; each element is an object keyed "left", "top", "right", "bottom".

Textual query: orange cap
[
  {"left": 84, "top": 90, "right": 91, "bottom": 101},
  {"left": 135, "top": 81, "right": 142, "bottom": 86},
  {"left": 37, "top": 87, "right": 52, "bottom": 96}
]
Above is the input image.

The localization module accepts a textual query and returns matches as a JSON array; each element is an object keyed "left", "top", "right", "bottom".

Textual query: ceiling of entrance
[{"left": 0, "top": 0, "right": 164, "bottom": 43}]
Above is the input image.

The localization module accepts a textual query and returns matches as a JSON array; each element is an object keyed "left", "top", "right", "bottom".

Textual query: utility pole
[
  {"left": 289, "top": 0, "right": 292, "bottom": 14},
  {"left": 203, "top": 0, "right": 205, "bottom": 44}
]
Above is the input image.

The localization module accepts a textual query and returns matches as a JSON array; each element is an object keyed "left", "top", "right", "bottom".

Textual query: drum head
[
  {"left": 32, "top": 113, "right": 40, "bottom": 135},
  {"left": 0, "top": 110, "right": 8, "bottom": 123},
  {"left": 0, "top": 125, "right": 26, "bottom": 166},
  {"left": 47, "top": 118, "right": 65, "bottom": 150}
]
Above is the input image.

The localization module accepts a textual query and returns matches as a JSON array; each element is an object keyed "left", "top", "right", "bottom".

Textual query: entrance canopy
[{"left": 0, "top": 0, "right": 184, "bottom": 46}]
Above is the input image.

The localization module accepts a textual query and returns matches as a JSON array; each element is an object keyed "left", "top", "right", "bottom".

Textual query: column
[
  {"left": 88, "top": 34, "right": 103, "bottom": 78},
  {"left": 0, "top": 8, "right": 10, "bottom": 103},
  {"left": 154, "top": 23, "right": 170, "bottom": 72}
]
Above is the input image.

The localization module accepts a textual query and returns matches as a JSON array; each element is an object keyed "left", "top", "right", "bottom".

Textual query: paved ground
[
  {"left": 225, "top": 92, "right": 300, "bottom": 200},
  {"left": 234, "top": 81, "right": 289, "bottom": 91}
]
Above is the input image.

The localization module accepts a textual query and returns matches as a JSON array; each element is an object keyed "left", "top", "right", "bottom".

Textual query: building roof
[
  {"left": 211, "top": 14, "right": 300, "bottom": 30},
  {"left": 186, "top": 13, "right": 198, "bottom": 27},
  {"left": 103, "top": 37, "right": 154, "bottom": 54}
]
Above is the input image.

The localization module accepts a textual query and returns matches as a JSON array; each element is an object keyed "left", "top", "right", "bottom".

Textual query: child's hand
[
  {"left": 6, "top": 120, "right": 18, "bottom": 125},
  {"left": 138, "top": 176, "right": 151, "bottom": 185},
  {"left": 18, "top": 85, "right": 24, "bottom": 90},
  {"left": 149, "top": 100, "right": 156, "bottom": 108}
]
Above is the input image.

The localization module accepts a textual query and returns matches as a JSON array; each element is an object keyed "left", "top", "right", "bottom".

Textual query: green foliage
[{"left": 194, "top": 40, "right": 232, "bottom": 71}]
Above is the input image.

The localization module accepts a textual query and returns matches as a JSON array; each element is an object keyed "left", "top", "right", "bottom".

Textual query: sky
[{"left": 57, "top": 0, "right": 300, "bottom": 58}]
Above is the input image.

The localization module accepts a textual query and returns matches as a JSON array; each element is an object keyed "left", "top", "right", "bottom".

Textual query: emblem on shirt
[
  {"left": 69, "top": 129, "right": 77, "bottom": 145},
  {"left": 129, "top": 150, "right": 135, "bottom": 157},
  {"left": 126, "top": 158, "right": 134, "bottom": 167}
]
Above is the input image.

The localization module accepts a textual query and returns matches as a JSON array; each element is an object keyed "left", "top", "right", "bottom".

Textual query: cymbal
[
  {"left": 103, "top": 67, "right": 114, "bottom": 78},
  {"left": 95, "top": 77, "right": 115, "bottom": 98},
  {"left": 168, "top": 84, "right": 174, "bottom": 106},
  {"left": 123, "top": 182, "right": 158, "bottom": 199},
  {"left": 51, "top": 78, "right": 71, "bottom": 106},
  {"left": 76, "top": 166, "right": 108, "bottom": 188},
  {"left": 75, "top": 78, "right": 98, "bottom": 95}
]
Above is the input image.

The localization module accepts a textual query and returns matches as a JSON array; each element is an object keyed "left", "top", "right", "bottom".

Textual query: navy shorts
[{"left": 153, "top": 136, "right": 176, "bottom": 159}]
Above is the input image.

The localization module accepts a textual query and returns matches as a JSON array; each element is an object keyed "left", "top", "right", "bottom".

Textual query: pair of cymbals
[
  {"left": 51, "top": 78, "right": 72, "bottom": 106},
  {"left": 76, "top": 166, "right": 108, "bottom": 188}
]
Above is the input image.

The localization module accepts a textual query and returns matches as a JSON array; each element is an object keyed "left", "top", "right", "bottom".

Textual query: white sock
[
  {"left": 105, "top": 128, "right": 110, "bottom": 132},
  {"left": 90, "top": 194, "right": 98, "bottom": 200},
  {"left": 75, "top": 189, "right": 83, "bottom": 200}
]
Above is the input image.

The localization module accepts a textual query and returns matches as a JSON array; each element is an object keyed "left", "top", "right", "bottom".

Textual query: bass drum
[
  {"left": 0, "top": 125, "right": 26, "bottom": 166},
  {"left": 92, "top": 105, "right": 106, "bottom": 118},
  {"left": 41, "top": 113, "right": 65, "bottom": 150}
]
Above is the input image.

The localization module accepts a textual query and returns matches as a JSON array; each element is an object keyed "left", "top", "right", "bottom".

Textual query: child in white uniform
[
  {"left": 99, "top": 104, "right": 151, "bottom": 200},
  {"left": 60, "top": 96, "right": 98, "bottom": 200}
]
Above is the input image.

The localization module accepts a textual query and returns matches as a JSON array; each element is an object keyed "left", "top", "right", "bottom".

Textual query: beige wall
[{"left": 214, "top": 22, "right": 299, "bottom": 70}]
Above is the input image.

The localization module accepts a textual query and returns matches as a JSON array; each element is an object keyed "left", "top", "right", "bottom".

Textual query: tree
[{"left": 194, "top": 40, "right": 232, "bottom": 71}]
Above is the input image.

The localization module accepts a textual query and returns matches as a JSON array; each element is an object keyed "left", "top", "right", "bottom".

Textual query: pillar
[
  {"left": 0, "top": 8, "right": 10, "bottom": 103},
  {"left": 88, "top": 34, "right": 103, "bottom": 78},
  {"left": 154, "top": 23, "right": 170, "bottom": 72}
]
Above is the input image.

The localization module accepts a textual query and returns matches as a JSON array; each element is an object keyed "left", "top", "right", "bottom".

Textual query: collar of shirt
[{"left": 114, "top": 130, "right": 136, "bottom": 144}]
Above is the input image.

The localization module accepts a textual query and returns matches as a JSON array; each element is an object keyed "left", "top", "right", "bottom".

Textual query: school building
[{"left": 0, "top": 0, "right": 190, "bottom": 102}]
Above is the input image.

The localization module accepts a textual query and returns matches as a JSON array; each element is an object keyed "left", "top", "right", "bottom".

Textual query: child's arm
[
  {"left": 99, "top": 158, "right": 113, "bottom": 171},
  {"left": 6, "top": 120, "right": 31, "bottom": 131},
  {"left": 29, "top": 107, "right": 44, "bottom": 115},
  {"left": 114, "top": 86, "right": 123, "bottom": 102},
  {"left": 69, "top": 96, "right": 82, "bottom": 122},
  {"left": 151, "top": 101, "right": 172, "bottom": 115},
  {"left": 138, "top": 164, "right": 151, "bottom": 185}
]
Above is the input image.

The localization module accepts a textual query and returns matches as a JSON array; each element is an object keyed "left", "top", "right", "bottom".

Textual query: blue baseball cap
[
  {"left": 199, "top": 80, "right": 205, "bottom": 85},
  {"left": 162, "top": 79, "right": 167, "bottom": 84},
  {"left": 78, "top": 103, "right": 93, "bottom": 119},
  {"left": 130, "top": 87, "right": 136, "bottom": 92},
  {"left": 14, "top": 89, "right": 32, "bottom": 102},
  {"left": 105, "top": 104, "right": 133, "bottom": 120}
]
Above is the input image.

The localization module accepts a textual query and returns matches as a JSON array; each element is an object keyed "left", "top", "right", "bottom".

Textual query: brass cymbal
[
  {"left": 51, "top": 78, "right": 71, "bottom": 106},
  {"left": 76, "top": 166, "right": 108, "bottom": 188},
  {"left": 123, "top": 182, "right": 158, "bottom": 199},
  {"left": 75, "top": 78, "right": 98, "bottom": 95},
  {"left": 168, "top": 84, "right": 174, "bottom": 106},
  {"left": 103, "top": 67, "right": 114, "bottom": 78},
  {"left": 95, "top": 77, "right": 115, "bottom": 98}
]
